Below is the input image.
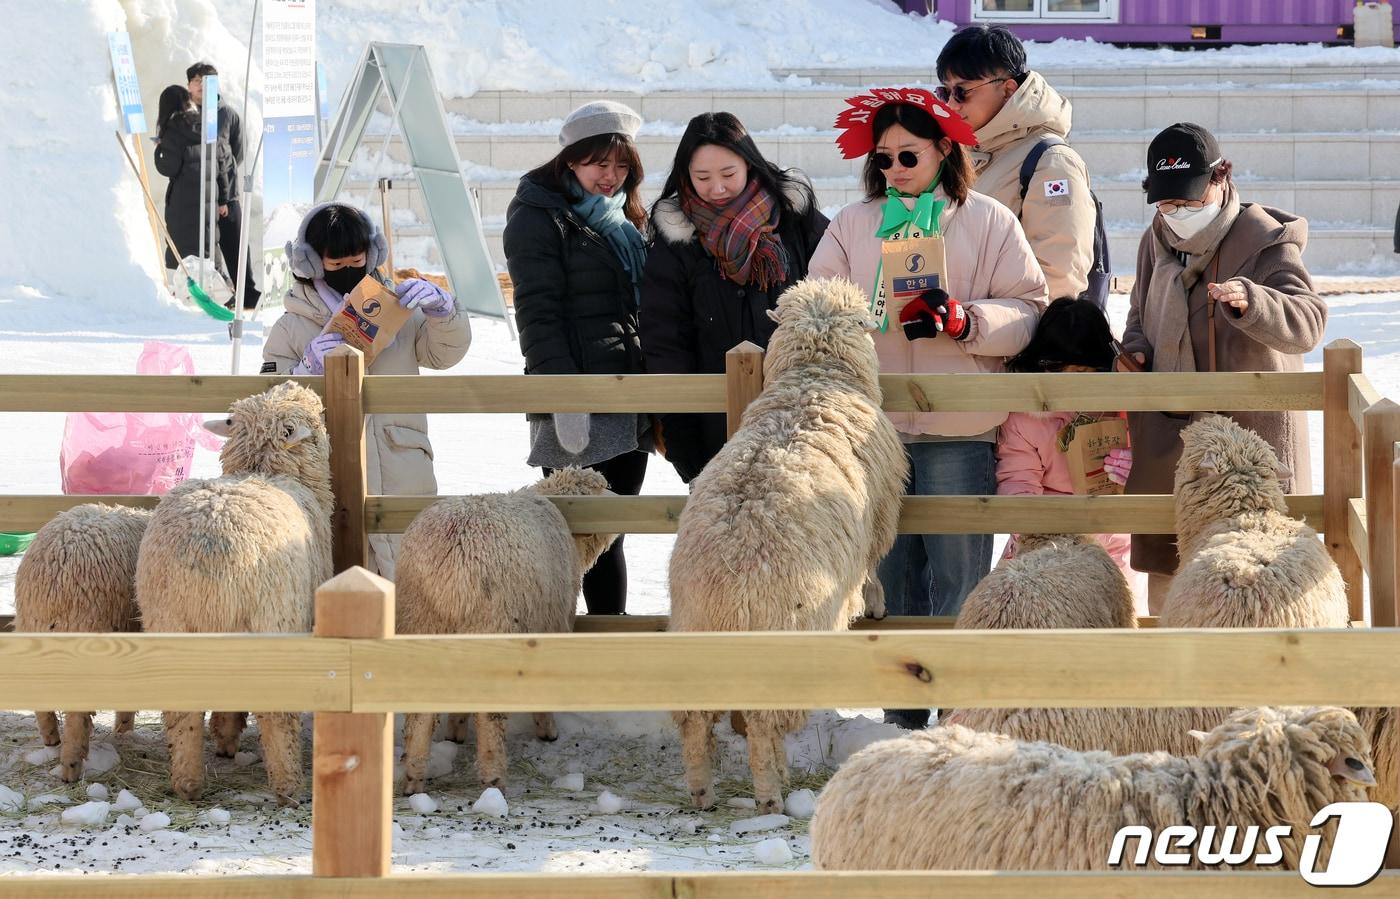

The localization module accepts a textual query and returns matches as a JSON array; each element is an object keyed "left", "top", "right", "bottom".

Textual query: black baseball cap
[{"left": 1144, "top": 122, "right": 1223, "bottom": 203}]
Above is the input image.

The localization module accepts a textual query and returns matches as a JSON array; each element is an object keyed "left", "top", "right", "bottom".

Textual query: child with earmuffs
[{"left": 262, "top": 202, "right": 471, "bottom": 580}]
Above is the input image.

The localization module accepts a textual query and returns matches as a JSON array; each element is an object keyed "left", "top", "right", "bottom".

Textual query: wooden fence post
[
  {"left": 1363, "top": 399, "right": 1400, "bottom": 627},
  {"left": 313, "top": 566, "right": 394, "bottom": 878},
  {"left": 725, "top": 341, "right": 765, "bottom": 438},
  {"left": 325, "top": 345, "right": 368, "bottom": 574},
  {"left": 1394, "top": 443, "right": 1400, "bottom": 626},
  {"left": 1323, "top": 339, "right": 1365, "bottom": 621}
]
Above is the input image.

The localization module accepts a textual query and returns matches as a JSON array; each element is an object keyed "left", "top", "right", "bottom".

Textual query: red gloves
[{"left": 899, "top": 289, "right": 970, "bottom": 342}]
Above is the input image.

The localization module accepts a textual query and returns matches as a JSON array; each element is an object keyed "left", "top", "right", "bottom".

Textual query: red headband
[{"left": 834, "top": 87, "right": 978, "bottom": 160}]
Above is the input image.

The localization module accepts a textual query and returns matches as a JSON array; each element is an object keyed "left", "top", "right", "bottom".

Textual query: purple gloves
[
  {"left": 299, "top": 331, "right": 345, "bottom": 376},
  {"left": 396, "top": 278, "right": 455, "bottom": 318},
  {"left": 1104, "top": 447, "right": 1133, "bottom": 486}
]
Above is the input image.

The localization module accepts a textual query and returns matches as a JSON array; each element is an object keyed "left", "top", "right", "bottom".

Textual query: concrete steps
[{"left": 769, "top": 63, "right": 1400, "bottom": 86}]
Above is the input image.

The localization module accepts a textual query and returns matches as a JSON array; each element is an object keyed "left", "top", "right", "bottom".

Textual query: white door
[{"left": 972, "top": 0, "right": 1118, "bottom": 21}]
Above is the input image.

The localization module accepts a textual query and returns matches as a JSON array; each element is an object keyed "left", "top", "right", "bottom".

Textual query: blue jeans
[{"left": 878, "top": 440, "right": 996, "bottom": 619}]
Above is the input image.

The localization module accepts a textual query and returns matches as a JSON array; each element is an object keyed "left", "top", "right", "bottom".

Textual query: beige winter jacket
[
  {"left": 967, "top": 72, "right": 1096, "bottom": 303},
  {"left": 809, "top": 186, "right": 1047, "bottom": 436},
  {"left": 263, "top": 279, "right": 471, "bottom": 579}
]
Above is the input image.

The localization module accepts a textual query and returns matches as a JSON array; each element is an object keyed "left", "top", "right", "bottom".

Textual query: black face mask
[{"left": 323, "top": 265, "right": 367, "bottom": 296}]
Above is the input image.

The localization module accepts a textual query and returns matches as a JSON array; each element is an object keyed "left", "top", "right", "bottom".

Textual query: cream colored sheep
[
  {"left": 135, "top": 381, "right": 332, "bottom": 806},
  {"left": 394, "top": 467, "right": 616, "bottom": 793},
  {"left": 14, "top": 504, "right": 149, "bottom": 781},
  {"left": 668, "top": 277, "right": 908, "bottom": 814},
  {"left": 812, "top": 705, "right": 1375, "bottom": 871}
]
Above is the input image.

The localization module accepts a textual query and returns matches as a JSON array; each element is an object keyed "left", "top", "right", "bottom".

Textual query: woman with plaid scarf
[{"left": 640, "top": 112, "right": 830, "bottom": 483}]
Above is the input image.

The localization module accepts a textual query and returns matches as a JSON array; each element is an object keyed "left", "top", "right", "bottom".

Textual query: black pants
[
  {"left": 546, "top": 450, "right": 648, "bottom": 615},
  {"left": 217, "top": 200, "right": 261, "bottom": 310}
]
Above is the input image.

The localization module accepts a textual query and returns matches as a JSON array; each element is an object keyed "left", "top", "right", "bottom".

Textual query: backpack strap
[{"left": 1018, "top": 136, "right": 1066, "bottom": 206}]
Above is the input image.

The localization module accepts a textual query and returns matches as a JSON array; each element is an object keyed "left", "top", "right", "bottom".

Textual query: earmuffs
[{"left": 284, "top": 202, "right": 389, "bottom": 280}]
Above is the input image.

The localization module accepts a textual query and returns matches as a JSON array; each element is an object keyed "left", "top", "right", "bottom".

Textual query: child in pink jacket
[{"left": 997, "top": 298, "right": 1138, "bottom": 588}]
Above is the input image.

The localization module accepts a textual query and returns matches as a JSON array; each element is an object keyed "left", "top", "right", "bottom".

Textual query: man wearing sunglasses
[{"left": 936, "top": 25, "right": 1100, "bottom": 308}]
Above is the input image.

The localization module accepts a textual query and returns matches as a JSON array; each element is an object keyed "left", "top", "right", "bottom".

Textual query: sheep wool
[
  {"left": 14, "top": 504, "right": 149, "bottom": 781},
  {"left": 668, "top": 276, "right": 909, "bottom": 814},
  {"left": 135, "top": 381, "right": 332, "bottom": 807},
  {"left": 395, "top": 467, "right": 616, "bottom": 792},
  {"left": 812, "top": 706, "right": 1375, "bottom": 871}
]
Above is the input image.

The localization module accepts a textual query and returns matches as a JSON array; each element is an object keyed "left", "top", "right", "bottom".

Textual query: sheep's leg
[
  {"left": 476, "top": 713, "right": 509, "bottom": 788},
  {"left": 35, "top": 711, "right": 60, "bottom": 747},
  {"left": 114, "top": 712, "right": 136, "bottom": 735},
  {"left": 58, "top": 712, "right": 93, "bottom": 783},
  {"left": 770, "top": 727, "right": 789, "bottom": 788},
  {"left": 165, "top": 711, "right": 207, "bottom": 800},
  {"left": 533, "top": 713, "right": 558, "bottom": 743},
  {"left": 447, "top": 713, "right": 470, "bottom": 744},
  {"left": 210, "top": 712, "right": 248, "bottom": 759},
  {"left": 863, "top": 570, "right": 887, "bottom": 620},
  {"left": 256, "top": 712, "right": 303, "bottom": 808},
  {"left": 677, "top": 711, "right": 718, "bottom": 810},
  {"left": 746, "top": 713, "right": 784, "bottom": 815},
  {"left": 401, "top": 713, "right": 436, "bottom": 796}
]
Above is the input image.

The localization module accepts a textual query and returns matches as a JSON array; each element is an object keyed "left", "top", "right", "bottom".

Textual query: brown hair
[
  {"left": 526, "top": 133, "right": 647, "bottom": 229},
  {"left": 861, "top": 103, "right": 974, "bottom": 204}
]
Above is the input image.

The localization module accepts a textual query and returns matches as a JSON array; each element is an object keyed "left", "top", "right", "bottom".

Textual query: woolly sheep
[
  {"left": 14, "top": 504, "right": 148, "bottom": 781},
  {"left": 668, "top": 277, "right": 908, "bottom": 813},
  {"left": 394, "top": 467, "right": 616, "bottom": 793},
  {"left": 135, "top": 381, "right": 332, "bottom": 806},
  {"left": 812, "top": 705, "right": 1376, "bottom": 871}
]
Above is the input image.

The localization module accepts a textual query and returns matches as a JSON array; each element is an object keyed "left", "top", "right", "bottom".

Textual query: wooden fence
[{"left": 1, "top": 337, "right": 1399, "bottom": 892}]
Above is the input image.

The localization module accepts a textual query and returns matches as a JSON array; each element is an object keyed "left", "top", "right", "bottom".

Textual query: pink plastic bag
[{"left": 59, "top": 342, "right": 225, "bottom": 495}]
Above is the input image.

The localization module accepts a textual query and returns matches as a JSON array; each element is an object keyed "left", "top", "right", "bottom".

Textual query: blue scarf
[{"left": 565, "top": 175, "right": 646, "bottom": 304}]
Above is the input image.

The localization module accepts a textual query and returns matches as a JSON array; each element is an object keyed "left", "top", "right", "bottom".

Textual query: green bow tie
[{"left": 879, "top": 189, "right": 944, "bottom": 239}]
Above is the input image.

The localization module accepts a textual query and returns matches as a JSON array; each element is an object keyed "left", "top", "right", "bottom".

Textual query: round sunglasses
[
  {"left": 934, "top": 76, "right": 1011, "bottom": 105},
  {"left": 872, "top": 144, "right": 934, "bottom": 170}
]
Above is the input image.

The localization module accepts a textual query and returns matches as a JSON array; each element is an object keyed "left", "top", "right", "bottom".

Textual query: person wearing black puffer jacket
[
  {"left": 154, "top": 84, "right": 234, "bottom": 273},
  {"left": 503, "top": 100, "right": 651, "bottom": 616},
  {"left": 640, "top": 112, "right": 829, "bottom": 483}
]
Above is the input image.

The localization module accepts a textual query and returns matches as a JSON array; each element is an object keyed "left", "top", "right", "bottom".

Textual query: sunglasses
[
  {"left": 934, "top": 77, "right": 1011, "bottom": 104},
  {"left": 872, "top": 145, "right": 934, "bottom": 170}
]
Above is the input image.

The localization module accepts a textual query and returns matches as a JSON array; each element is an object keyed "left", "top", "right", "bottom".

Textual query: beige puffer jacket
[
  {"left": 263, "top": 279, "right": 471, "bottom": 579},
  {"left": 967, "top": 71, "right": 1097, "bottom": 303}
]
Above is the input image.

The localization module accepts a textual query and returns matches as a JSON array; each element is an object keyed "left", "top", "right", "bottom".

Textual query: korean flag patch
[{"left": 1043, "top": 179, "right": 1069, "bottom": 197}]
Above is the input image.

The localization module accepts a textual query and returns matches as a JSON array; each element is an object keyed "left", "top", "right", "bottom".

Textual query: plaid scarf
[{"left": 682, "top": 179, "right": 789, "bottom": 291}]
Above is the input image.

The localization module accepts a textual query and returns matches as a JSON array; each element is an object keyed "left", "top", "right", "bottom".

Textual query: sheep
[
  {"left": 14, "top": 504, "right": 149, "bottom": 781},
  {"left": 393, "top": 467, "right": 617, "bottom": 794},
  {"left": 667, "top": 276, "right": 908, "bottom": 814},
  {"left": 135, "top": 380, "right": 332, "bottom": 806},
  {"left": 811, "top": 705, "right": 1376, "bottom": 871}
]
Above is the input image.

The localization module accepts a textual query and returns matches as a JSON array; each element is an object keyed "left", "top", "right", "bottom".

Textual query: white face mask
[{"left": 1161, "top": 201, "right": 1221, "bottom": 240}]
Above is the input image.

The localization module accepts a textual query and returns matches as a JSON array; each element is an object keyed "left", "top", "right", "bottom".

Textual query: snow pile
[
  {"left": 408, "top": 792, "right": 439, "bottom": 815},
  {"left": 0, "top": 785, "right": 24, "bottom": 812},
  {"left": 472, "top": 787, "right": 509, "bottom": 817},
  {"left": 428, "top": 741, "right": 458, "bottom": 779},
  {"left": 61, "top": 801, "right": 111, "bottom": 827},
  {"left": 594, "top": 790, "right": 625, "bottom": 814},
  {"left": 751, "top": 837, "right": 794, "bottom": 866},
  {"left": 551, "top": 773, "right": 585, "bottom": 792},
  {"left": 730, "top": 814, "right": 789, "bottom": 835},
  {"left": 113, "top": 789, "right": 143, "bottom": 812},
  {"left": 783, "top": 789, "right": 816, "bottom": 819},
  {"left": 206, "top": 808, "right": 231, "bottom": 826},
  {"left": 139, "top": 811, "right": 172, "bottom": 832},
  {"left": 86, "top": 783, "right": 110, "bottom": 801}
]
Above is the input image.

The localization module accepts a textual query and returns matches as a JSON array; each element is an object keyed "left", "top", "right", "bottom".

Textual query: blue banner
[
  {"left": 107, "top": 32, "right": 147, "bottom": 134},
  {"left": 202, "top": 75, "right": 220, "bottom": 144}
]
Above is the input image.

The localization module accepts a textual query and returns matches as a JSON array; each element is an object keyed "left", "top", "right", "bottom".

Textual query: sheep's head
[
  {"left": 207, "top": 382, "right": 330, "bottom": 493},
  {"left": 532, "top": 467, "right": 617, "bottom": 575},
  {"left": 1174, "top": 415, "right": 1288, "bottom": 538},
  {"left": 763, "top": 277, "right": 881, "bottom": 398},
  {"left": 1196, "top": 707, "right": 1375, "bottom": 827}
]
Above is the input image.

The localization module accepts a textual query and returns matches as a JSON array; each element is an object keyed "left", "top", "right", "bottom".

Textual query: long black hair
[
  {"left": 524, "top": 132, "right": 646, "bottom": 230},
  {"left": 156, "top": 85, "right": 193, "bottom": 132},
  {"left": 861, "top": 103, "right": 974, "bottom": 204},
  {"left": 1006, "top": 297, "right": 1116, "bottom": 373},
  {"left": 651, "top": 112, "right": 815, "bottom": 226}
]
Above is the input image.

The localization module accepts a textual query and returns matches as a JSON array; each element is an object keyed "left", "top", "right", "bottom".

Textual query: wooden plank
[
  {"left": 725, "top": 342, "right": 765, "bottom": 439},
  {"left": 882, "top": 371, "right": 1323, "bottom": 413},
  {"left": 325, "top": 347, "right": 369, "bottom": 574},
  {"left": 1353, "top": 498, "right": 1371, "bottom": 574},
  {"left": 0, "top": 375, "right": 320, "bottom": 412},
  {"left": 1365, "top": 401, "right": 1400, "bottom": 627},
  {"left": 349, "top": 628, "right": 1400, "bottom": 713},
  {"left": 1324, "top": 340, "right": 1366, "bottom": 620},
  {"left": 360, "top": 373, "right": 728, "bottom": 414},
  {"left": 1, "top": 495, "right": 162, "bottom": 531},
  {"left": 1353, "top": 372, "right": 1384, "bottom": 432},
  {"left": 1, "top": 871, "right": 1391, "bottom": 898},
  {"left": 0, "top": 635, "right": 349, "bottom": 711},
  {"left": 569, "top": 615, "right": 1164, "bottom": 632},
  {"left": 365, "top": 493, "right": 1325, "bottom": 535},
  {"left": 313, "top": 568, "right": 394, "bottom": 878}
]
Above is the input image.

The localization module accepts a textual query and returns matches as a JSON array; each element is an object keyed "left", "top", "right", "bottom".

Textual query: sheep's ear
[
  {"left": 860, "top": 317, "right": 880, "bottom": 331},
  {"left": 1275, "top": 462, "right": 1293, "bottom": 481},
  {"left": 1187, "top": 729, "right": 1209, "bottom": 744},
  {"left": 204, "top": 417, "right": 232, "bottom": 437},
  {"left": 766, "top": 307, "right": 783, "bottom": 323},
  {"left": 283, "top": 422, "right": 314, "bottom": 448},
  {"left": 1328, "top": 752, "right": 1377, "bottom": 786},
  {"left": 1197, "top": 453, "right": 1220, "bottom": 475}
]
